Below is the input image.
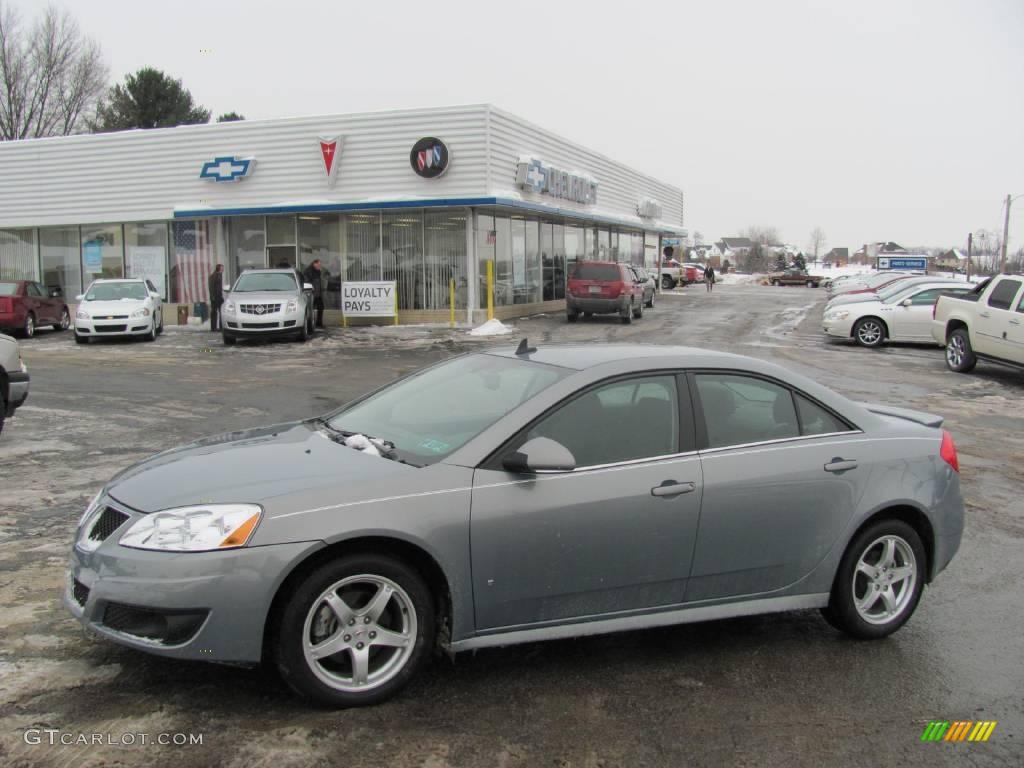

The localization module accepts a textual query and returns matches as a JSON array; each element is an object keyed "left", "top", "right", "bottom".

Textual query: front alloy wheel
[
  {"left": 275, "top": 555, "right": 433, "bottom": 707},
  {"left": 853, "top": 317, "right": 885, "bottom": 347},
  {"left": 822, "top": 520, "right": 925, "bottom": 639}
]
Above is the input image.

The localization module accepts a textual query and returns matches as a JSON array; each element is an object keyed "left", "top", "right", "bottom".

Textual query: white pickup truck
[{"left": 931, "top": 274, "right": 1024, "bottom": 373}]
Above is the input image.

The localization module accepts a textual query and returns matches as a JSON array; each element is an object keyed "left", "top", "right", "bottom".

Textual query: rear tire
[
  {"left": 821, "top": 519, "right": 926, "bottom": 639},
  {"left": 22, "top": 313, "right": 35, "bottom": 338},
  {"left": 632, "top": 300, "right": 643, "bottom": 319},
  {"left": 645, "top": 292, "right": 655, "bottom": 309},
  {"left": 620, "top": 303, "right": 633, "bottom": 324},
  {"left": 661, "top": 275, "right": 674, "bottom": 290},
  {"left": 566, "top": 311, "right": 579, "bottom": 323},
  {"left": 55, "top": 307, "right": 70, "bottom": 331},
  {"left": 772, "top": 280, "right": 780, "bottom": 287},
  {"left": 273, "top": 554, "right": 434, "bottom": 708},
  {"left": 945, "top": 328, "right": 977, "bottom": 373}
]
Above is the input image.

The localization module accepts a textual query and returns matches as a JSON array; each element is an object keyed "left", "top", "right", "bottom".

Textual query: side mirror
[
  {"left": 149, "top": 292, "right": 160, "bottom": 299},
  {"left": 75, "top": 294, "right": 84, "bottom": 302},
  {"left": 502, "top": 437, "right": 576, "bottom": 474},
  {"left": 48, "top": 287, "right": 62, "bottom": 298},
  {"left": 901, "top": 298, "right": 913, "bottom": 307},
  {"left": 303, "top": 282, "right": 314, "bottom": 292}
]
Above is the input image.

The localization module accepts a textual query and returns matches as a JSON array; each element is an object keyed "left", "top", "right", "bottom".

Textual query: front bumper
[
  {"left": 822, "top": 317, "right": 854, "bottom": 339},
  {"left": 566, "top": 295, "right": 627, "bottom": 314},
  {"left": 75, "top": 316, "right": 154, "bottom": 337},
  {"left": 6, "top": 370, "right": 29, "bottom": 415},
  {"left": 222, "top": 314, "right": 303, "bottom": 335},
  {"left": 65, "top": 499, "right": 322, "bottom": 662}
]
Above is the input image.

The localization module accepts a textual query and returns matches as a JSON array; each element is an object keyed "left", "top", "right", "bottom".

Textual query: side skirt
[{"left": 449, "top": 593, "right": 830, "bottom": 652}]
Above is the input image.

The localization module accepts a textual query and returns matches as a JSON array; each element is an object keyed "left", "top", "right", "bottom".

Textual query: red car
[
  {"left": 0, "top": 280, "right": 70, "bottom": 338},
  {"left": 566, "top": 261, "right": 646, "bottom": 323}
]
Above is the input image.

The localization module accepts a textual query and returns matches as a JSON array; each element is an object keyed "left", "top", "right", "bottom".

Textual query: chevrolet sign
[{"left": 515, "top": 158, "right": 597, "bottom": 205}]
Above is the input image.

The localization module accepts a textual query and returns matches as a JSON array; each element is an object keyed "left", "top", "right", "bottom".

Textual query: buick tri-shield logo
[{"left": 410, "top": 137, "right": 449, "bottom": 179}]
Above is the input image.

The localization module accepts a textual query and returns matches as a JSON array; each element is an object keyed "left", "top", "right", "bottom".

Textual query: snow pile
[
  {"left": 468, "top": 319, "right": 515, "bottom": 337},
  {"left": 717, "top": 272, "right": 764, "bottom": 286},
  {"left": 342, "top": 433, "right": 390, "bottom": 457}
]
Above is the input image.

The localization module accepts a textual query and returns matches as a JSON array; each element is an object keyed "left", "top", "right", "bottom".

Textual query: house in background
[
  {"left": 714, "top": 237, "right": 755, "bottom": 261},
  {"left": 822, "top": 247, "right": 849, "bottom": 266},
  {"left": 852, "top": 241, "right": 907, "bottom": 264},
  {"left": 935, "top": 249, "right": 967, "bottom": 271}
]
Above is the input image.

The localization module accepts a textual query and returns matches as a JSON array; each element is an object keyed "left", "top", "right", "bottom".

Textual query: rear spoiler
[{"left": 858, "top": 402, "right": 944, "bottom": 429}]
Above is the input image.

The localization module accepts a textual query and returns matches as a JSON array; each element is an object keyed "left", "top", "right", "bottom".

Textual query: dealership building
[{"left": 0, "top": 104, "right": 685, "bottom": 325}]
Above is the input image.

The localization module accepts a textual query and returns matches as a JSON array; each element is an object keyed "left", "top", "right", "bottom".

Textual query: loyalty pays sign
[
  {"left": 342, "top": 281, "right": 396, "bottom": 317},
  {"left": 318, "top": 135, "right": 344, "bottom": 187}
]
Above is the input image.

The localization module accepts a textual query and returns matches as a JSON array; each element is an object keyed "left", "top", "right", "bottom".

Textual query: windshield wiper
[{"left": 317, "top": 422, "right": 422, "bottom": 467}]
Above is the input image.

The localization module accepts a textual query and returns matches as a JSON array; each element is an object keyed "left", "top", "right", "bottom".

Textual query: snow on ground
[{"left": 468, "top": 318, "right": 515, "bottom": 337}]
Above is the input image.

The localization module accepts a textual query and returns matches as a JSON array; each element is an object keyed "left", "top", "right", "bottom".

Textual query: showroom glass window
[
  {"left": 565, "top": 225, "right": 584, "bottom": 276},
  {"left": 631, "top": 233, "right": 644, "bottom": 265},
  {"left": 81, "top": 224, "right": 123, "bottom": 281},
  {"left": 0, "top": 228, "right": 37, "bottom": 281},
  {"left": 424, "top": 209, "right": 467, "bottom": 310},
  {"left": 227, "top": 216, "right": 264, "bottom": 278},
  {"left": 477, "top": 213, "right": 495, "bottom": 310},
  {"left": 644, "top": 233, "right": 660, "bottom": 269},
  {"left": 172, "top": 219, "right": 223, "bottom": 304},
  {"left": 40, "top": 227, "right": 81, "bottom": 299},
  {"left": 548, "top": 223, "right": 566, "bottom": 300},
  {"left": 343, "top": 212, "right": 381, "bottom": 283},
  {"left": 511, "top": 217, "right": 527, "bottom": 304},
  {"left": 584, "top": 227, "right": 595, "bottom": 259},
  {"left": 524, "top": 219, "right": 541, "bottom": 304},
  {"left": 125, "top": 222, "right": 169, "bottom": 300},
  {"left": 382, "top": 211, "right": 423, "bottom": 310},
  {"left": 493, "top": 216, "right": 512, "bottom": 306},
  {"left": 299, "top": 214, "right": 341, "bottom": 309},
  {"left": 597, "top": 229, "right": 610, "bottom": 260},
  {"left": 266, "top": 215, "right": 297, "bottom": 269}
]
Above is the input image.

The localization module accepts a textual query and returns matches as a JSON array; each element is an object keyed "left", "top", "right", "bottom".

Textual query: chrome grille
[
  {"left": 88, "top": 506, "right": 129, "bottom": 543},
  {"left": 240, "top": 303, "right": 281, "bottom": 315},
  {"left": 72, "top": 578, "right": 90, "bottom": 607}
]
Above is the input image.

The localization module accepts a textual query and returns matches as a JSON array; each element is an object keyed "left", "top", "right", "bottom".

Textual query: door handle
[
  {"left": 824, "top": 458, "right": 858, "bottom": 473},
  {"left": 651, "top": 481, "right": 696, "bottom": 497},
  {"left": 1010, "top": 319, "right": 1021, "bottom": 325},
  {"left": 979, "top": 311, "right": 990, "bottom": 318}
]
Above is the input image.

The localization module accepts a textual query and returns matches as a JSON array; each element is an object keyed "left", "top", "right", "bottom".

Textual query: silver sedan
[{"left": 66, "top": 343, "right": 964, "bottom": 707}]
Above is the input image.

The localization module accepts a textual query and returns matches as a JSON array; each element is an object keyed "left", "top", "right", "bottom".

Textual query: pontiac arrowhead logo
[
  {"left": 318, "top": 135, "right": 344, "bottom": 187},
  {"left": 199, "top": 156, "right": 254, "bottom": 182}
]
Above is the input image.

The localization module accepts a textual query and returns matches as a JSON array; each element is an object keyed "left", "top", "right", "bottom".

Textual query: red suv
[
  {"left": 0, "top": 280, "right": 70, "bottom": 338},
  {"left": 566, "top": 261, "right": 646, "bottom": 324}
]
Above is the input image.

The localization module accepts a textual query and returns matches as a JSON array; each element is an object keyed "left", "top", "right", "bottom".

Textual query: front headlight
[
  {"left": 285, "top": 300, "right": 298, "bottom": 313},
  {"left": 119, "top": 503, "right": 262, "bottom": 552},
  {"left": 79, "top": 489, "right": 104, "bottom": 528},
  {"left": 224, "top": 301, "right": 235, "bottom": 313},
  {"left": 76, "top": 309, "right": 90, "bottom": 320},
  {"left": 824, "top": 310, "right": 850, "bottom": 321},
  {"left": 131, "top": 307, "right": 151, "bottom": 318}
]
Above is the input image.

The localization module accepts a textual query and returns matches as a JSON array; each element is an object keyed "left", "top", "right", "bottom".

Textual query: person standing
[
  {"left": 303, "top": 259, "right": 325, "bottom": 329},
  {"left": 208, "top": 264, "right": 225, "bottom": 331},
  {"left": 704, "top": 264, "right": 716, "bottom": 292}
]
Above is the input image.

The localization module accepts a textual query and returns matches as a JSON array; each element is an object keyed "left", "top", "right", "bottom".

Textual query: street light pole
[{"left": 1000, "top": 193, "right": 1024, "bottom": 274}]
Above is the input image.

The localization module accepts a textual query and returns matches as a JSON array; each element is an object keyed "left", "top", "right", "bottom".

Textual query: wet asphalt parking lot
[{"left": 1, "top": 283, "right": 1022, "bottom": 768}]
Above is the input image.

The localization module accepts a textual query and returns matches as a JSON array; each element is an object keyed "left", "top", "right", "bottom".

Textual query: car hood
[
  {"left": 81, "top": 299, "right": 149, "bottom": 314},
  {"left": 826, "top": 292, "right": 884, "bottom": 309},
  {"left": 106, "top": 421, "right": 411, "bottom": 513}
]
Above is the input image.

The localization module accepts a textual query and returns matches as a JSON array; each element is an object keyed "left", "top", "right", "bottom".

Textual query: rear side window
[
  {"left": 987, "top": 279, "right": 1022, "bottom": 310},
  {"left": 571, "top": 263, "right": 620, "bottom": 281},
  {"left": 0, "top": 283, "right": 16, "bottom": 296},
  {"left": 795, "top": 394, "right": 852, "bottom": 436}
]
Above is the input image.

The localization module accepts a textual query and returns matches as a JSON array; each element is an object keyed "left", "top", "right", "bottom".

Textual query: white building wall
[{"left": 485, "top": 106, "right": 684, "bottom": 227}]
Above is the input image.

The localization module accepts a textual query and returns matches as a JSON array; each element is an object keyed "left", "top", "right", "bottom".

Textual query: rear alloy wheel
[
  {"left": 23, "top": 313, "right": 35, "bottom": 338},
  {"left": 632, "top": 299, "right": 643, "bottom": 319},
  {"left": 807, "top": 280, "right": 816, "bottom": 288},
  {"left": 620, "top": 302, "right": 633, "bottom": 324},
  {"left": 822, "top": 520, "right": 925, "bottom": 639},
  {"left": 945, "top": 328, "right": 977, "bottom": 373},
  {"left": 645, "top": 292, "right": 655, "bottom": 309},
  {"left": 566, "top": 311, "right": 579, "bottom": 323},
  {"left": 55, "top": 307, "right": 70, "bottom": 331},
  {"left": 661, "top": 275, "right": 674, "bottom": 290},
  {"left": 853, "top": 317, "right": 885, "bottom": 347},
  {"left": 274, "top": 554, "right": 433, "bottom": 707},
  {"left": 772, "top": 280, "right": 780, "bottom": 286}
]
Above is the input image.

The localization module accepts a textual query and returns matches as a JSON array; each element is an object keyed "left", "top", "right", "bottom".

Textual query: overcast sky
[{"left": 41, "top": 0, "right": 1024, "bottom": 253}]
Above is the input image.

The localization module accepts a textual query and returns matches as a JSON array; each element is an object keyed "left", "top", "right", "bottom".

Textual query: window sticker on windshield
[{"left": 417, "top": 438, "right": 450, "bottom": 454}]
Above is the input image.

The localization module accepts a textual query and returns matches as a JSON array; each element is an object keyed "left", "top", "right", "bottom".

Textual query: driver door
[{"left": 470, "top": 374, "right": 703, "bottom": 631}]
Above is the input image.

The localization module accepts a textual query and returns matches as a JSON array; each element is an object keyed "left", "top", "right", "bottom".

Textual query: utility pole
[
  {"left": 967, "top": 232, "right": 972, "bottom": 281},
  {"left": 1000, "top": 194, "right": 1011, "bottom": 274}
]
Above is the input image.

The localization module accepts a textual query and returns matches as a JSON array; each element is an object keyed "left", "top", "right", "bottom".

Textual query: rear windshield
[
  {"left": 0, "top": 282, "right": 17, "bottom": 296},
  {"left": 85, "top": 282, "right": 147, "bottom": 301},
  {"left": 233, "top": 272, "right": 298, "bottom": 292},
  {"left": 571, "top": 263, "right": 620, "bottom": 281}
]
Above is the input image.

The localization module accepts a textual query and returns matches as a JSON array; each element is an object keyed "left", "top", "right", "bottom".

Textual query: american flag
[{"left": 172, "top": 221, "right": 213, "bottom": 304}]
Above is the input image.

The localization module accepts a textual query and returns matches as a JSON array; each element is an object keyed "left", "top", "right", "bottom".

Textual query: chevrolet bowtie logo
[{"left": 200, "top": 156, "right": 255, "bottom": 182}]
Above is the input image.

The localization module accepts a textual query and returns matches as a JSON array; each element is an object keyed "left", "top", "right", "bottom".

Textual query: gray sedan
[{"left": 65, "top": 343, "right": 964, "bottom": 707}]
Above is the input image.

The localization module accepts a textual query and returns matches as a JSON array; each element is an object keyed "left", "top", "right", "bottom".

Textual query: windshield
[
  {"left": 325, "top": 354, "right": 570, "bottom": 465},
  {"left": 0, "top": 282, "right": 17, "bottom": 296},
  {"left": 233, "top": 272, "right": 298, "bottom": 292},
  {"left": 85, "top": 282, "right": 147, "bottom": 301},
  {"left": 876, "top": 279, "right": 921, "bottom": 300}
]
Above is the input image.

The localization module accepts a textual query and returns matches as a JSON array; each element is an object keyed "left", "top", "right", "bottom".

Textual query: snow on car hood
[
  {"left": 106, "top": 421, "right": 411, "bottom": 513},
  {"left": 80, "top": 298, "right": 149, "bottom": 315}
]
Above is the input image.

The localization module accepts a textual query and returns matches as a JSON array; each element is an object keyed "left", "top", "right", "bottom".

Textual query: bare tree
[
  {"left": 808, "top": 226, "right": 826, "bottom": 260},
  {"left": 0, "top": 2, "right": 107, "bottom": 140},
  {"left": 740, "top": 225, "right": 782, "bottom": 246}
]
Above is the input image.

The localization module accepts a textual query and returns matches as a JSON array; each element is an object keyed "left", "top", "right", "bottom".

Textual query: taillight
[
  {"left": 611, "top": 281, "right": 625, "bottom": 296},
  {"left": 940, "top": 430, "right": 959, "bottom": 473},
  {"left": 0, "top": 297, "right": 11, "bottom": 313}
]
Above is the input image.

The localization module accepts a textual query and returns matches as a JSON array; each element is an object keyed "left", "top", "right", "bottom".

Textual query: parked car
[
  {"left": 0, "top": 280, "right": 70, "bottom": 338},
  {"left": 658, "top": 259, "right": 684, "bottom": 289},
  {"left": 823, "top": 275, "right": 955, "bottom": 312},
  {"left": 0, "top": 332, "right": 29, "bottom": 437},
  {"left": 769, "top": 269, "right": 824, "bottom": 287},
  {"left": 827, "top": 271, "right": 912, "bottom": 297},
  {"left": 65, "top": 343, "right": 964, "bottom": 707},
  {"left": 823, "top": 280, "right": 975, "bottom": 347},
  {"left": 566, "top": 261, "right": 645, "bottom": 323},
  {"left": 932, "top": 274, "right": 1024, "bottom": 373},
  {"left": 221, "top": 268, "right": 315, "bottom": 345},
  {"left": 632, "top": 266, "right": 656, "bottom": 308},
  {"left": 74, "top": 279, "right": 163, "bottom": 344}
]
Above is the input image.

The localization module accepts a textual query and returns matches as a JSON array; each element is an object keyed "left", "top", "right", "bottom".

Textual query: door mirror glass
[
  {"left": 303, "top": 282, "right": 314, "bottom": 292},
  {"left": 502, "top": 437, "right": 576, "bottom": 474},
  {"left": 75, "top": 294, "right": 84, "bottom": 302},
  {"left": 901, "top": 298, "right": 913, "bottom": 307}
]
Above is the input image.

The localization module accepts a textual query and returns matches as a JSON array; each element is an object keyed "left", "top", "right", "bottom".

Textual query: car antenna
[{"left": 515, "top": 338, "right": 537, "bottom": 356}]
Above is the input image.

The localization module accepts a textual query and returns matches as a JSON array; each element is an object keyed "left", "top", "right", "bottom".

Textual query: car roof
[
  {"left": 239, "top": 268, "right": 298, "bottom": 273},
  {"left": 88, "top": 278, "right": 146, "bottom": 284},
  {"left": 485, "top": 343, "right": 755, "bottom": 372}
]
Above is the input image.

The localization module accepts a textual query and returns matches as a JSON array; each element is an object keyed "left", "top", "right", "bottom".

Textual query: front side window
[
  {"left": 27, "top": 282, "right": 45, "bottom": 297},
  {"left": 696, "top": 374, "right": 799, "bottom": 448},
  {"left": 327, "top": 354, "right": 570, "bottom": 465},
  {"left": 906, "top": 288, "right": 944, "bottom": 306},
  {"left": 524, "top": 375, "right": 679, "bottom": 468},
  {"left": 232, "top": 272, "right": 298, "bottom": 292},
  {"left": 987, "top": 279, "right": 1022, "bottom": 310}
]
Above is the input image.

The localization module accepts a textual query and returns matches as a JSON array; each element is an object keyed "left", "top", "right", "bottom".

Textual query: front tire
[
  {"left": 822, "top": 520, "right": 925, "bottom": 639},
  {"left": 853, "top": 317, "right": 886, "bottom": 347},
  {"left": 297, "top": 313, "right": 311, "bottom": 342},
  {"left": 274, "top": 554, "right": 434, "bottom": 708},
  {"left": 144, "top": 319, "right": 157, "bottom": 342},
  {"left": 222, "top": 332, "right": 236, "bottom": 346},
  {"left": 945, "top": 328, "right": 977, "bottom": 373},
  {"left": 74, "top": 332, "right": 87, "bottom": 344}
]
